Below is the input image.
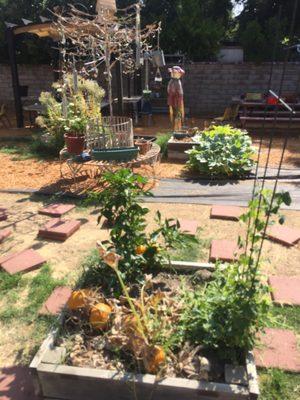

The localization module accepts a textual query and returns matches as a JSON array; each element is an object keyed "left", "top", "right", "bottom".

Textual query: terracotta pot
[
  {"left": 64, "top": 134, "right": 85, "bottom": 155},
  {"left": 135, "top": 140, "right": 152, "bottom": 155}
]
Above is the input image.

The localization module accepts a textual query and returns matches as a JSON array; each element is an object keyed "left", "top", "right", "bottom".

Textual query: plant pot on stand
[{"left": 64, "top": 134, "right": 85, "bottom": 155}]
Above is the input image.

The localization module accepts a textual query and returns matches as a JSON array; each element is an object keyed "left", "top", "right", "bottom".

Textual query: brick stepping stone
[
  {"left": 38, "top": 219, "right": 81, "bottom": 241},
  {"left": 0, "top": 229, "right": 12, "bottom": 244},
  {"left": 39, "top": 203, "right": 75, "bottom": 217},
  {"left": 0, "top": 207, "right": 8, "bottom": 221},
  {"left": 210, "top": 205, "right": 244, "bottom": 221},
  {"left": 170, "top": 219, "right": 199, "bottom": 236},
  {"left": 267, "top": 225, "right": 300, "bottom": 247},
  {"left": 268, "top": 276, "right": 300, "bottom": 306},
  {"left": 39, "top": 286, "right": 72, "bottom": 315},
  {"left": 0, "top": 366, "right": 41, "bottom": 399},
  {"left": 254, "top": 328, "right": 300, "bottom": 372},
  {"left": 0, "top": 249, "right": 45, "bottom": 275},
  {"left": 178, "top": 219, "right": 199, "bottom": 236},
  {"left": 209, "top": 240, "right": 240, "bottom": 262}
]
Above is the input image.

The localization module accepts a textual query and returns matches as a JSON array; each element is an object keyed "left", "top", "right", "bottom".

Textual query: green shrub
[
  {"left": 186, "top": 125, "right": 255, "bottom": 178},
  {"left": 36, "top": 74, "right": 105, "bottom": 155},
  {"left": 86, "top": 169, "right": 197, "bottom": 289},
  {"left": 156, "top": 133, "right": 172, "bottom": 159},
  {"left": 180, "top": 189, "right": 291, "bottom": 361}
]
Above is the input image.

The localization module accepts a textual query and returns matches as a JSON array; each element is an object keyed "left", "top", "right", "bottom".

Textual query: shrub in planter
[
  {"left": 84, "top": 169, "right": 197, "bottom": 288},
  {"left": 180, "top": 189, "right": 292, "bottom": 361},
  {"left": 36, "top": 74, "right": 104, "bottom": 155},
  {"left": 186, "top": 125, "right": 255, "bottom": 178}
]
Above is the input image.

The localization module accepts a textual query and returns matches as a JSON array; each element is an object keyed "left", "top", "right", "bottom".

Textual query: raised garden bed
[
  {"left": 30, "top": 262, "right": 259, "bottom": 400},
  {"left": 167, "top": 136, "right": 195, "bottom": 161}
]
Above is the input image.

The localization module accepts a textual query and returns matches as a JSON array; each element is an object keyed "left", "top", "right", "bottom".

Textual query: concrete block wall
[
  {"left": 182, "top": 62, "right": 300, "bottom": 115},
  {"left": 0, "top": 64, "right": 54, "bottom": 103},
  {"left": 1, "top": 62, "right": 300, "bottom": 116}
]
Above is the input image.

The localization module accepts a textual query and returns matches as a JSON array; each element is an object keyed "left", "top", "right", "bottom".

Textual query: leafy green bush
[
  {"left": 180, "top": 189, "right": 291, "bottom": 361},
  {"left": 186, "top": 125, "right": 255, "bottom": 178},
  {"left": 36, "top": 74, "right": 104, "bottom": 155},
  {"left": 156, "top": 133, "right": 172, "bottom": 159},
  {"left": 85, "top": 169, "right": 197, "bottom": 289}
]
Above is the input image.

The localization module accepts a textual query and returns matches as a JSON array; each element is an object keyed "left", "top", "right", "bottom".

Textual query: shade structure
[
  {"left": 14, "top": 22, "right": 60, "bottom": 40},
  {"left": 96, "top": 0, "right": 116, "bottom": 12}
]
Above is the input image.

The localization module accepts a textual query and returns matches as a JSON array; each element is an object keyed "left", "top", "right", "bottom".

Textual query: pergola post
[
  {"left": 6, "top": 28, "right": 24, "bottom": 128},
  {"left": 115, "top": 60, "right": 124, "bottom": 115}
]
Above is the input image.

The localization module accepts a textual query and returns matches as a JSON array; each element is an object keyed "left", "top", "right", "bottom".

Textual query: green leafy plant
[
  {"left": 156, "top": 133, "right": 172, "bottom": 159},
  {"left": 180, "top": 189, "right": 291, "bottom": 361},
  {"left": 186, "top": 125, "right": 255, "bottom": 178},
  {"left": 36, "top": 74, "right": 104, "bottom": 153},
  {"left": 86, "top": 169, "right": 197, "bottom": 288}
]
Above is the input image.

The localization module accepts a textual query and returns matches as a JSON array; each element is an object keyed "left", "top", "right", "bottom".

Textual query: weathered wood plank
[
  {"left": 37, "top": 362, "right": 250, "bottom": 400},
  {"left": 246, "top": 352, "right": 260, "bottom": 399},
  {"left": 164, "top": 260, "right": 215, "bottom": 271}
]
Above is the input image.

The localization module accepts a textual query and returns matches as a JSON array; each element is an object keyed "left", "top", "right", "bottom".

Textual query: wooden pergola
[{"left": 6, "top": 19, "right": 128, "bottom": 128}]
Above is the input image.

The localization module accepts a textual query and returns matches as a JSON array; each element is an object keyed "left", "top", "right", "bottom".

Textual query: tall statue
[{"left": 167, "top": 66, "right": 185, "bottom": 131}]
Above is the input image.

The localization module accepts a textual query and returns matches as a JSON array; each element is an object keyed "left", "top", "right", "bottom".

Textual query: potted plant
[
  {"left": 134, "top": 137, "right": 152, "bottom": 155},
  {"left": 37, "top": 74, "right": 104, "bottom": 156},
  {"left": 63, "top": 113, "right": 87, "bottom": 155}
]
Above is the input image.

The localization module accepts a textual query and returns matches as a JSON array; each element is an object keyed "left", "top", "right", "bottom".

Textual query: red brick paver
[
  {"left": 178, "top": 219, "right": 199, "bottom": 236},
  {"left": 38, "top": 203, "right": 75, "bottom": 217},
  {"left": 0, "top": 249, "right": 46, "bottom": 275},
  {"left": 268, "top": 276, "right": 300, "bottom": 306},
  {"left": 0, "top": 229, "right": 12, "bottom": 244},
  {"left": 38, "top": 219, "right": 81, "bottom": 241},
  {"left": 0, "top": 366, "right": 41, "bottom": 400},
  {"left": 39, "top": 286, "right": 72, "bottom": 315},
  {"left": 209, "top": 240, "right": 240, "bottom": 262},
  {"left": 210, "top": 205, "right": 244, "bottom": 221},
  {"left": 254, "top": 328, "right": 300, "bottom": 372},
  {"left": 267, "top": 225, "right": 300, "bottom": 247}
]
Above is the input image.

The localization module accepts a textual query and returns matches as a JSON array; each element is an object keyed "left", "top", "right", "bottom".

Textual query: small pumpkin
[
  {"left": 89, "top": 303, "right": 112, "bottom": 330},
  {"left": 143, "top": 345, "right": 166, "bottom": 374},
  {"left": 67, "top": 289, "right": 92, "bottom": 310},
  {"left": 135, "top": 245, "right": 147, "bottom": 255}
]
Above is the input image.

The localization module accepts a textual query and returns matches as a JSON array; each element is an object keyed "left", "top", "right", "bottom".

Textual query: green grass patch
[
  {"left": 259, "top": 369, "right": 300, "bottom": 400},
  {"left": 268, "top": 305, "right": 300, "bottom": 332},
  {"left": 0, "top": 264, "right": 66, "bottom": 325},
  {"left": 0, "top": 135, "right": 60, "bottom": 160},
  {"left": 0, "top": 271, "right": 26, "bottom": 293},
  {"left": 170, "top": 230, "right": 210, "bottom": 262},
  {"left": 156, "top": 133, "right": 172, "bottom": 159}
]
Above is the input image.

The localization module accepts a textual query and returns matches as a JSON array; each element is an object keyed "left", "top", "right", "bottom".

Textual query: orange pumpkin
[
  {"left": 89, "top": 303, "right": 112, "bottom": 330},
  {"left": 67, "top": 289, "right": 92, "bottom": 310},
  {"left": 135, "top": 245, "right": 147, "bottom": 255},
  {"left": 143, "top": 345, "right": 166, "bottom": 374}
]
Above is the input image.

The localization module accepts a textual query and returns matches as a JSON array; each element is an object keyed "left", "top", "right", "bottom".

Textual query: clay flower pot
[
  {"left": 64, "top": 134, "right": 85, "bottom": 155},
  {"left": 135, "top": 139, "right": 152, "bottom": 155}
]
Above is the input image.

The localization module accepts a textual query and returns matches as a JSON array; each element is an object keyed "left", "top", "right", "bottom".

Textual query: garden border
[{"left": 30, "top": 261, "right": 259, "bottom": 400}]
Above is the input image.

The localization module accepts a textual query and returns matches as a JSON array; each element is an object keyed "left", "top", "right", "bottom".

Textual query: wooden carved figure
[{"left": 167, "top": 66, "right": 185, "bottom": 131}]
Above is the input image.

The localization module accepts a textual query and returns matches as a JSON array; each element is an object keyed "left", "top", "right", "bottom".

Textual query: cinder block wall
[
  {"left": 182, "top": 62, "right": 300, "bottom": 115},
  {"left": 1, "top": 62, "right": 300, "bottom": 116},
  {"left": 0, "top": 64, "right": 54, "bottom": 103}
]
